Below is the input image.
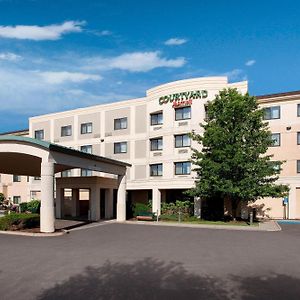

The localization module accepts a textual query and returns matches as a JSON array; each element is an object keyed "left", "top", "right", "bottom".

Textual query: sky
[{"left": 0, "top": 0, "right": 300, "bottom": 132}]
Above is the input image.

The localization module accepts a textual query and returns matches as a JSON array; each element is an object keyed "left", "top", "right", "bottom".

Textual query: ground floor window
[
  {"left": 175, "top": 161, "right": 191, "bottom": 175},
  {"left": 81, "top": 169, "right": 92, "bottom": 177},
  {"left": 13, "top": 196, "right": 21, "bottom": 204}
]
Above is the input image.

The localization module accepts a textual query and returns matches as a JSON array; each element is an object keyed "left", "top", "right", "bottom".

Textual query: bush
[
  {"left": 133, "top": 202, "right": 151, "bottom": 217},
  {"left": 0, "top": 213, "right": 40, "bottom": 231},
  {"left": 19, "top": 202, "right": 28, "bottom": 213},
  {"left": 161, "top": 200, "right": 192, "bottom": 217},
  {"left": 27, "top": 200, "right": 41, "bottom": 214}
]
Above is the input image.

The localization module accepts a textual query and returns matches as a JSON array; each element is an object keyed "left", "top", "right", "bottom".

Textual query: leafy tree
[
  {"left": 0, "top": 193, "right": 5, "bottom": 205},
  {"left": 189, "top": 88, "right": 289, "bottom": 219}
]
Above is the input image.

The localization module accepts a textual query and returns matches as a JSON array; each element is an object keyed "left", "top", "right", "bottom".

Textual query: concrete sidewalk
[{"left": 123, "top": 219, "right": 281, "bottom": 232}]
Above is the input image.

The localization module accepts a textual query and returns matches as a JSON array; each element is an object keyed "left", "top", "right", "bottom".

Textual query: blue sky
[{"left": 0, "top": 0, "right": 300, "bottom": 132}]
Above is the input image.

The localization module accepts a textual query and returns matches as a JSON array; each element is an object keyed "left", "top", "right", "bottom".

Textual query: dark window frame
[
  {"left": 150, "top": 137, "right": 163, "bottom": 151},
  {"left": 175, "top": 161, "right": 191, "bottom": 175},
  {"left": 175, "top": 134, "right": 191, "bottom": 148},
  {"left": 114, "top": 142, "right": 127, "bottom": 154},
  {"left": 150, "top": 163, "right": 163, "bottom": 176},
  {"left": 81, "top": 122, "right": 93, "bottom": 134},
  {"left": 61, "top": 125, "right": 72, "bottom": 137},
  {"left": 297, "top": 160, "right": 300, "bottom": 173},
  {"left": 271, "top": 133, "right": 281, "bottom": 147},
  {"left": 263, "top": 106, "right": 281, "bottom": 120},
  {"left": 150, "top": 112, "right": 163, "bottom": 126},
  {"left": 13, "top": 175, "right": 21, "bottom": 182},
  {"left": 80, "top": 145, "right": 93, "bottom": 154},
  {"left": 114, "top": 117, "right": 128, "bottom": 130},
  {"left": 34, "top": 129, "right": 44, "bottom": 140}
]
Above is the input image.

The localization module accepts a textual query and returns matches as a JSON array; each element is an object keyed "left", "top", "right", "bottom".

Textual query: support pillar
[
  {"left": 105, "top": 188, "right": 114, "bottom": 219},
  {"left": 152, "top": 187, "right": 161, "bottom": 216},
  {"left": 90, "top": 186, "right": 100, "bottom": 221},
  {"left": 55, "top": 187, "right": 64, "bottom": 219},
  {"left": 40, "top": 161, "right": 55, "bottom": 233},
  {"left": 71, "top": 188, "right": 80, "bottom": 218},
  {"left": 117, "top": 175, "right": 126, "bottom": 221}
]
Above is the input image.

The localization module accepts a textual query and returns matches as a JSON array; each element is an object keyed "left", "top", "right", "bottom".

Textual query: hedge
[{"left": 0, "top": 213, "right": 40, "bottom": 231}]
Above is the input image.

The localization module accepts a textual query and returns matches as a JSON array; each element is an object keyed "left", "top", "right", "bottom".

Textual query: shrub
[
  {"left": 27, "top": 200, "right": 41, "bottom": 214},
  {"left": 0, "top": 213, "right": 40, "bottom": 231},
  {"left": 133, "top": 202, "right": 151, "bottom": 217},
  {"left": 161, "top": 200, "right": 192, "bottom": 217},
  {"left": 19, "top": 202, "right": 28, "bottom": 213}
]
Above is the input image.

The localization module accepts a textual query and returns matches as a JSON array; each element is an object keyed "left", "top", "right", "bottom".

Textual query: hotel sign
[{"left": 159, "top": 90, "right": 208, "bottom": 108}]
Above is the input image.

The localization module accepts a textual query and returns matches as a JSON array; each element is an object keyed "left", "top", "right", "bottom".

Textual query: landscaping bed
[{"left": 0, "top": 213, "right": 40, "bottom": 231}]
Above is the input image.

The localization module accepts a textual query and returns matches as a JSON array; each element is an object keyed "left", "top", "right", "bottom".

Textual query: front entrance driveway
[{"left": 1, "top": 223, "right": 300, "bottom": 299}]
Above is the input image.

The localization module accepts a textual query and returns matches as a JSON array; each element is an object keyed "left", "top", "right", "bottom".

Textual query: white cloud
[
  {"left": 96, "top": 30, "right": 112, "bottom": 36},
  {"left": 245, "top": 59, "right": 256, "bottom": 66},
  {"left": 219, "top": 69, "right": 247, "bottom": 81},
  {"left": 84, "top": 51, "right": 186, "bottom": 72},
  {"left": 164, "top": 38, "right": 187, "bottom": 46},
  {"left": 39, "top": 71, "right": 102, "bottom": 84},
  {"left": 0, "top": 21, "right": 85, "bottom": 41},
  {"left": 0, "top": 52, "right": 22, "bottom": 61}
]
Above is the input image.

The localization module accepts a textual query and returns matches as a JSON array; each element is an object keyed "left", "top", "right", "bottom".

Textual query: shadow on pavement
[{"left": 37, "top": 258, "right": 300, "bottom": 300}]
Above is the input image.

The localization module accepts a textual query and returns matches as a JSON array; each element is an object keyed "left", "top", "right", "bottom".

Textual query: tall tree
[{"left": 189, "top": 88, "right": 289, "bottom": 219}]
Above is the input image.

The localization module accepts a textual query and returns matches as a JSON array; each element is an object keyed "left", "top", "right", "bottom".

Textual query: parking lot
[{"left": 1, "top": 222, "right": 300, "bottom": 299}]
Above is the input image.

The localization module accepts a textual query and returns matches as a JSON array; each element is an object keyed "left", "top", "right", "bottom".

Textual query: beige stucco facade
[{"left": 1, "top": 76, "right": 300, "bottom": 219}]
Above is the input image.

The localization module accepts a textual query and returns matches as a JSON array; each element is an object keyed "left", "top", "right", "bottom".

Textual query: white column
[
  {"left": 71, "top": 188, "right": 80, "bottom": 218},
  {"left": 90, "top": 185, "right": 100, "bottom": 221},
  {"left": 194, "top": 197, "right": 201, "bottom": 218},
  {"left": 152, "top": 187, "right": 161, "bottom": 216},
  {"left": 40, "top": 161, "right": 55, "bottom": 233},
  {"left": 55, "top": 187, "right": 64, "bottom": 219},
  {"left": 288, "top": 184, "right": 297, "bottom": 219},
  {"left": 117, "top": 175, "right": 126, "bottom": 221},
  {"left": 105, "top": 188, "right": 114, "bottom": 219}
]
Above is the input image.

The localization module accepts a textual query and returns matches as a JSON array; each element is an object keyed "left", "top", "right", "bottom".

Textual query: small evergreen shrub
[
  {"left": 19, "top": 202, "right": 28, "bottom": 213},
  {"left": 0, "top": 213, "right": 40, "bottom": 231},
  {"left": 27, "top": 200, "right": 41, "bottom": 214}
]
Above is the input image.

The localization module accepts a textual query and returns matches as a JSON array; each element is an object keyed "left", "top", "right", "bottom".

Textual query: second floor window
[
  {"left": 150, "top": 164, "right": 163, "bottom": 176},
  {"left": 150, "top": 112, "right": 163, "bottom": 125},
  {"left": 81, "top": 145, "right": 93, "bottom": 154},
  {"left": 264, "top": 106, "right": 280, "bottom": 120},
  {"left": 114, "top": 117, "right": 127, "bottom": 130},
  {"left": 175, "top": 134, "right": 191, "bottom": 148},
  {"left": 13, "top": 175, "right": 21, "bottom": 182},
  {"left": 34, "top": 130, "right": 44, "bottom": 140},
  {"left": 175, "top": 161, "right": 191, "bottom": 175},
  {"left": 81, "top": 169, "right": 92, "bottom": 177},
  {"left": 61, "top": 125, "right": 72, "bottom": 137},
  {"left": 81, "top": 122, "right": 93, "bottom": 134},
  {"left": 150, "top": 137, "right": 163, "bottom": 151},
  {"left": 114, "top": 142, "right": 127, "bottom": 154},
  {"left": 61, "top": 170, "right": 71, "bottom": 177},
  {"left": 271, "top": 133, "right": 280, "bottom": 147},
  {"left": 175, "top": 106, "right": 191, "bottom": 121}
]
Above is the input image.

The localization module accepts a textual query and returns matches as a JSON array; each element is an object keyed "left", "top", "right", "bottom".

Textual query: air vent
[
  {"left": 153, "top": 126, "right": 162, "bottom": 131},
  {"left": 105, "top": 132, "right": 112, "bottom": 137},
  {"left": 178, "top": 121, "right": 188, "bottom": 126},
  {"left": 153, "top": 152, "right": 162, "bottom": 156},
  {"left": 178, "top": 149, "right": 188, "bottom": 154}
]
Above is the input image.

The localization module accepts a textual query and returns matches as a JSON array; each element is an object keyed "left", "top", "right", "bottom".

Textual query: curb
[
  {"left": 273, "top": 220, "right": 282, "bottom": 231},
  {"left": 122, "top": 221, "right": 265, "bottom": 232},
  {"left": 0, "top": 230, "right": 66, "bottom": 237}
]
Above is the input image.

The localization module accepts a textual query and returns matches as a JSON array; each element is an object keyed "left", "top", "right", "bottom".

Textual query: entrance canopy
[
  {"left": 0, "top": 136, "right": 131, "bottom": 233},
  {"left": 0, "top": 135, "right": 130, "bottom": 176}
]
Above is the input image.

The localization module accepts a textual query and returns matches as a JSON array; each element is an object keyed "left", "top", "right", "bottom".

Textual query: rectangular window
[
  {"left": 175, "top": 161, "right": 191, "bottom": 175},
  {"left": 61, "top": 125, "right": 72, "bottom": 137},
  {"left": 13, "top": 175, "right": 21, "bottom": 182},
  {"left": 298, "top": 104, "right": 300, "bottom": 117},
  {"left": 297, "top": 132, "right": 300, "bottom": 145},
  {"left": 34, "top": 129, "right": 44, "bottom": 140},
  {"left": 114, "top": 117, "right": 127, "bottom": 130},
  {"left": 175, "top": 106, "right": 191, "bottom": 121},
  {"left": 61, "top": 170, "right": 71, "bottom": 177},
  {"left": 81, "top": 169, "right": 92, "bottom": 177},
  {"left": 150, "top": 112, "right": 163, "bottom": 125},
  {"left": 297, "top": 160, "right": 300, "bottom": 173},
  {"left": 114, "top": 142, "right": 127, "bottom": 154},
  {"left": 271, "top": 161, "right": 281, "bottom": 172},
  {"left": 81, "top": 122, "right": 93, "bottom": 134},
  {"left": 264, "top": 106, "right": 280, "bottom": 120},
  {"left": 150, "top": 137, "right": 163, "bottom": 151},
  {"left": 150, "top": 164, "right": 163, "bottom": 176},
  {"left": 13, "top": 196, "right": 21, "bottom": 204},
  {"left": 175, "top": 134, "right": 191, "bottom": 148},
  {"left": 81, "top": 145, "right": 93, "bottom": 154},
  {"left": 271, "top": 133, "right": 280, "bottom": 147}
]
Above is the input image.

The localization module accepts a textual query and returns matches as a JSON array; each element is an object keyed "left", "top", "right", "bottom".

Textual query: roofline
[
  {"left": 256, "top": 90, "right": 300, "bottom": 100},
  {"left": 0, "top": 129, "right": 29, "bottom": 136},
  {"left": 0, "top": 135, "right": 131, "bottom": 168}
]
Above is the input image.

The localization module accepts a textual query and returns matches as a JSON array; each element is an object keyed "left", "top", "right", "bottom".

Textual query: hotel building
[{"left": 1, "top": 76, "right": 300, "bottom": 220}]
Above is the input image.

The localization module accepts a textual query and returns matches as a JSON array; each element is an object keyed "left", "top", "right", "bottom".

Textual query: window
[
  {"left": 81, "top": 169, "right": 92, "bottom": 177},
  {"left": 150, "top": 137, "right": 163, "bottom": 151},
  {"left": 175, "top": 134, "right": 191, "bottom": 148},
  {"left": 297, "top": 132, "right": 300, "bottom": 145},
  {"left": 271, "top": 133, "right": 280, "bottom": 146},
  {"left": 271, "top": 161, "right": 281, "bottom": 172},
  {"left": 13, "top": 196, "right": 21, "bottom": 204},
  {"left": 175, "top": 162, "right": 191, "bottom": 175},
  {"left": 61, "top": 170, "right": 71, "bottom": 177},
  {"left": 13, "top": 175, "right": 21, "bottom": 182},
  {"left": 81, "top": 122, "right": 93, "bottom": 134},
  {"left": 204, "top": 105, "right": 209, "bottom": 120},
  {"left": 81, "top": 145, "right": 93, "bottom": 154},
  {"left": 175, "top": 106, "right": 191, "bottom": 121},
  {"left": 34, "top": 129, "right": 44, "bottom": 140},
  {"left": 150, "top": 112, "right": 163, "bottom": 125},
  {"left": 114, "top": 117, "right": 127, "bottom": 130},
  {"left": 298, "top": 104, "right": 300, "bottom": 117},
  {"left": 264, "top": 106, "right": 280, "bottom": 120},
  {"left": 297, "top": 160, "right": 300, "bottom": 173},
  {"left": 61, "top": 125, "right": 72, "bottom": 137},
  {"left": 150, "top": 164, "right": 163, "bottom": 176},
  {"left": 114, "top": 142, "right": 127, "bottom": 154}
]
